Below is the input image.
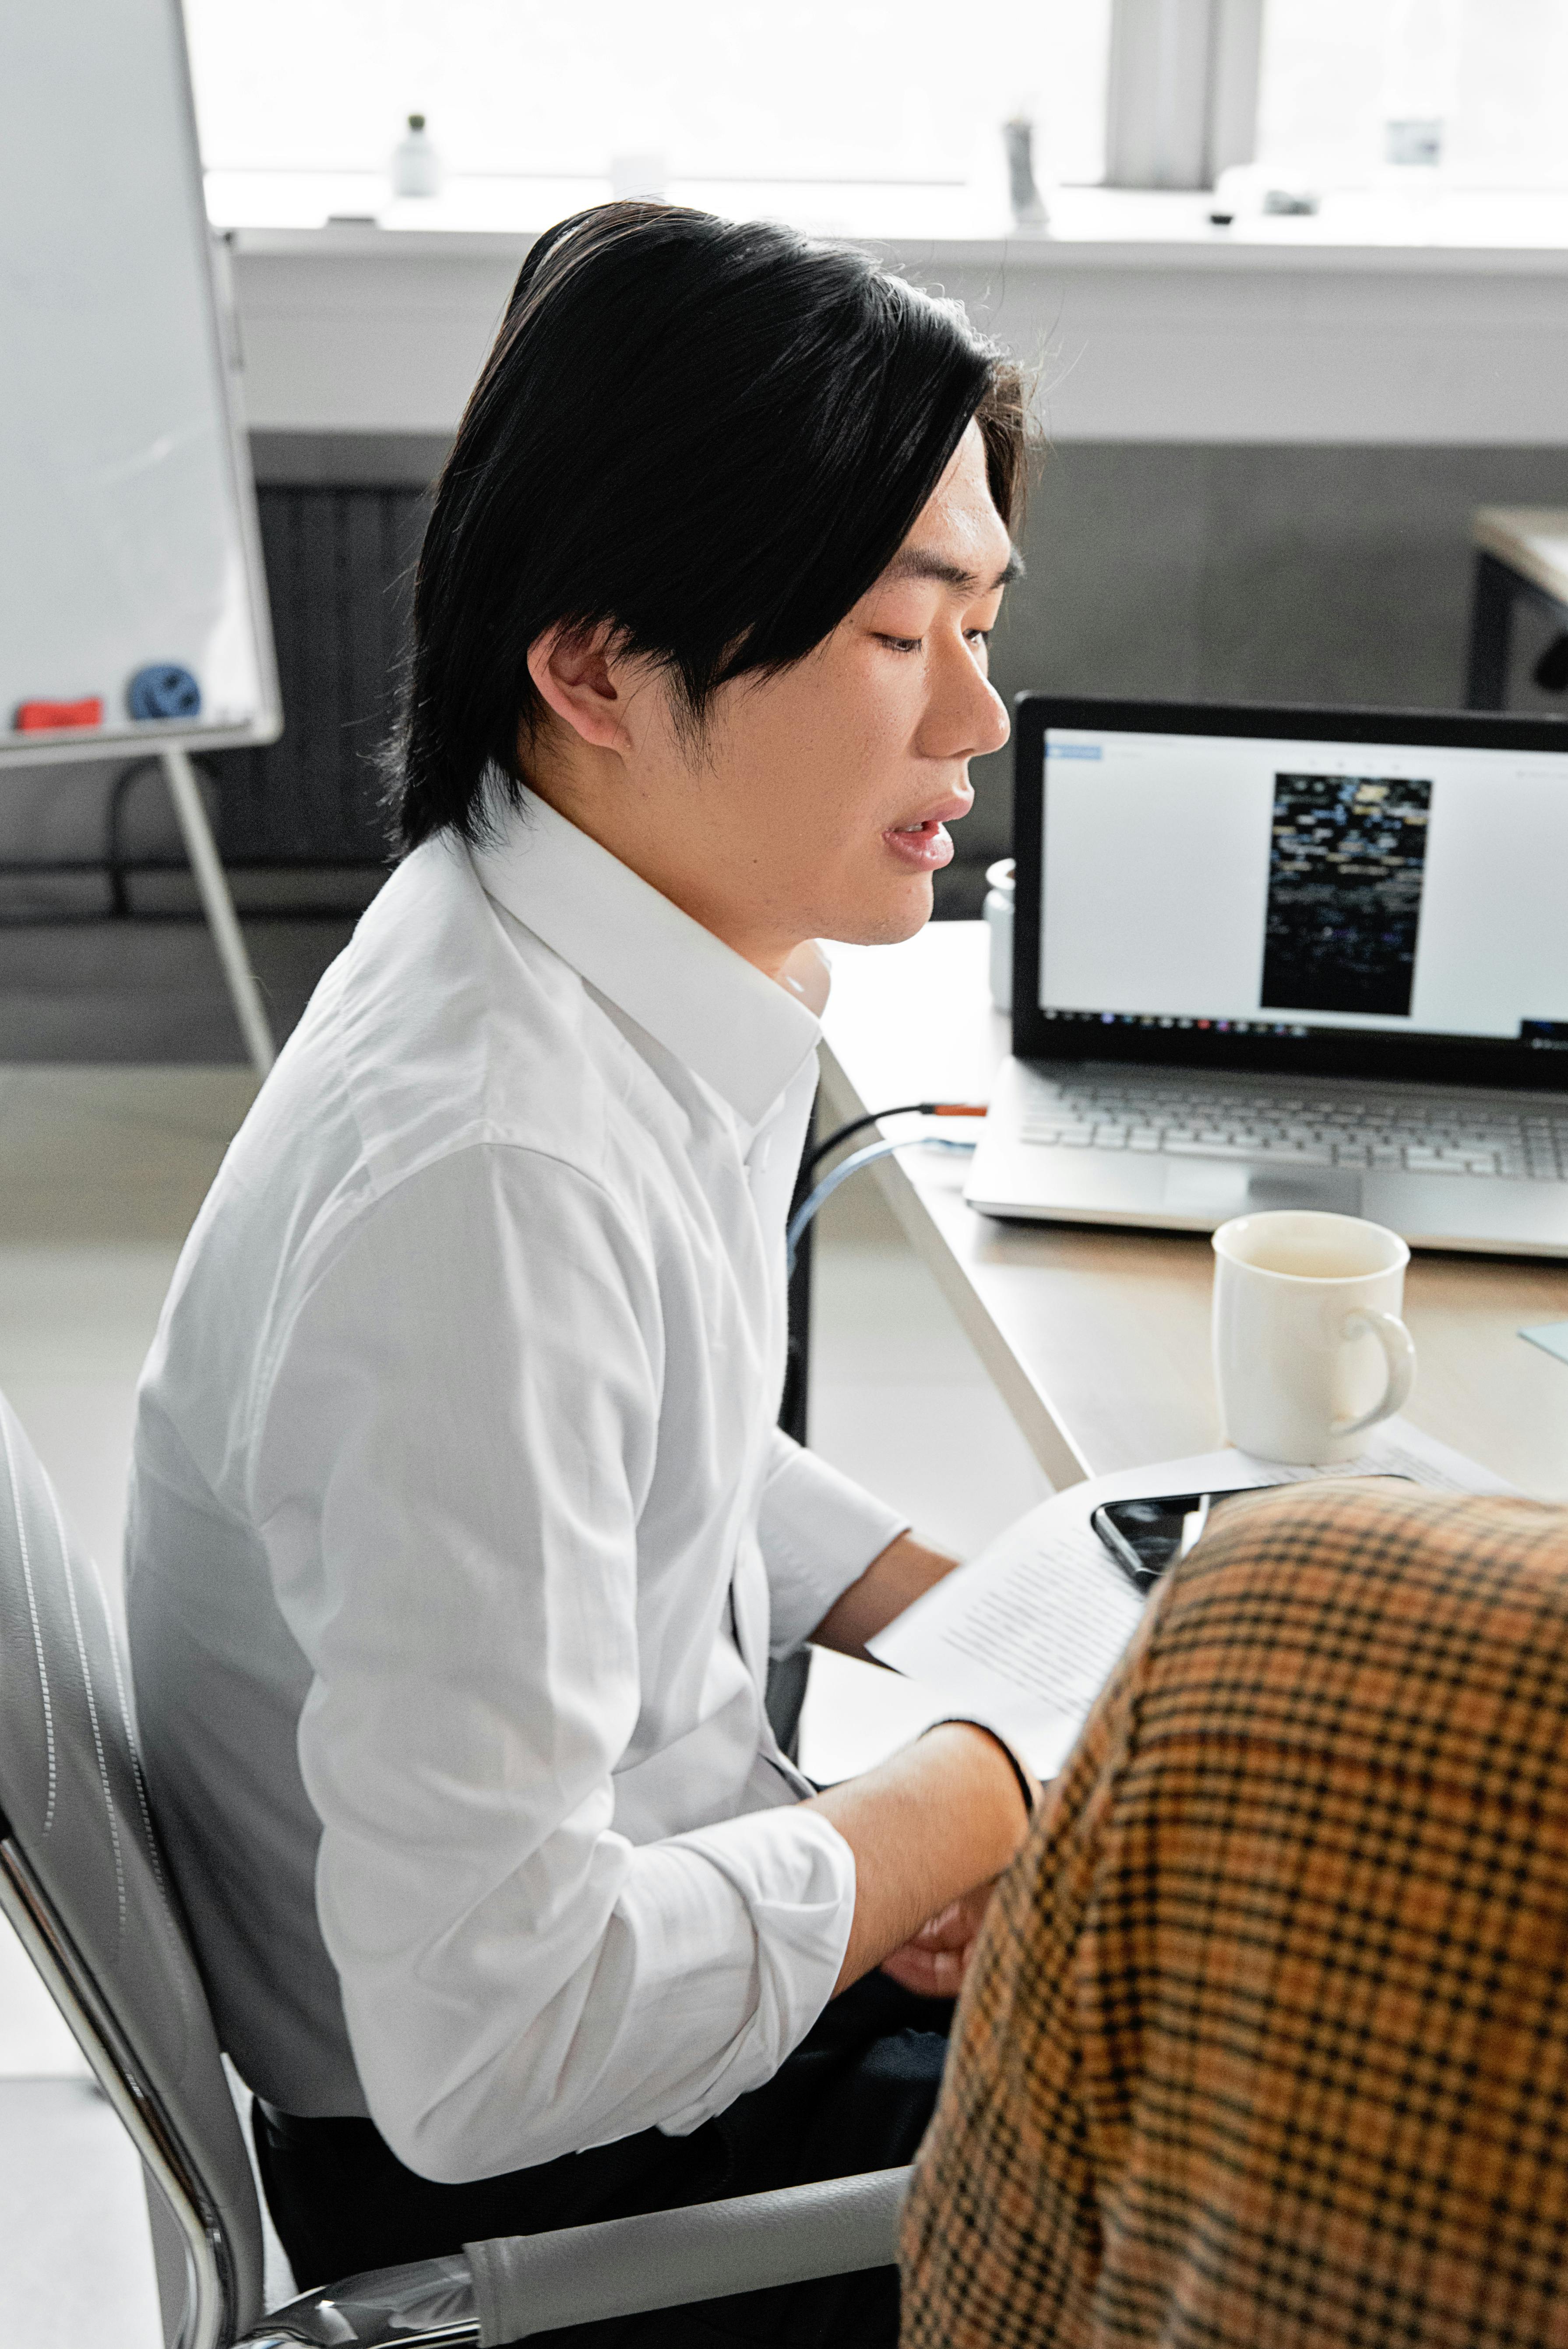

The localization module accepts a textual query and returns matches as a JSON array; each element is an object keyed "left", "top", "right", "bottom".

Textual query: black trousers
[{"left": 253, "top": 1972, "right": 952, "bottom": 2347}]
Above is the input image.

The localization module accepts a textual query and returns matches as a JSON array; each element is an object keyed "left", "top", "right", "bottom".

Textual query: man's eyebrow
[{"left": 881, "top": 545, "right": 1024, "bottom": 593}]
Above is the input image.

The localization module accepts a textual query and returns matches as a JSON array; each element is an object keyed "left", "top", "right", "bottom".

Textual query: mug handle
[{"left": 1332, "top": 1308, "right": 1416, "bottom": 1437}]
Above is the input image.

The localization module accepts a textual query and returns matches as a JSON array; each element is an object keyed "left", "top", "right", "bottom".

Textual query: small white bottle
[
  {"left": 391, "top": 113, "right": 442, "bottom": 200},
  {"left": 984, "top": 859, "right": 1015, "bottom": 1012}
]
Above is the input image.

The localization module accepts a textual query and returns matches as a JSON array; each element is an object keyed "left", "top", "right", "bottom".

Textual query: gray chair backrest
[{"left": 0, "top": 1390, "right": 263, "bottom": 2345}]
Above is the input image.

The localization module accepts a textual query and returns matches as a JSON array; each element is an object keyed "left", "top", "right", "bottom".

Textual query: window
[
  {"left": 1256, "top": 0, "right": 1568, "bottom": 190},
  {"left": 184, "top": 0, "right": 1568, "bottom": 229},
  {"left": 184, "top": 0, "right": 1113, "bottom": 224}
]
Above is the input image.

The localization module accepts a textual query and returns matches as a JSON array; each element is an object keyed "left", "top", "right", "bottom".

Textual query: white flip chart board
[{"left": 0, "top": 0, "right": 279, "bottom": 768}]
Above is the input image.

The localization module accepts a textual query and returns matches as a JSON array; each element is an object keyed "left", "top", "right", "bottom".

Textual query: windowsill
[
  {"left": 219, "top": 176, "right": 1568, "bottom": 442},
  {"left": 210, "top": 174, "right": 1568, "bottom": 271}
]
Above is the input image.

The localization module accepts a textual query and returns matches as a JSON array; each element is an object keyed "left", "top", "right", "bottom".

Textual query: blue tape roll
[{"left": 127, "top": 664, "right": 202, "bottom": 721}]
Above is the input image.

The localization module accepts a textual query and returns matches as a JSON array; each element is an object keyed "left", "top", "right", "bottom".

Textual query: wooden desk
[
  {"left": 1467, "top": 506, "right": 1568, "bottom": 708},
  {"left": 819, "top": 923, "right": 1568, "bottom": 1500}
]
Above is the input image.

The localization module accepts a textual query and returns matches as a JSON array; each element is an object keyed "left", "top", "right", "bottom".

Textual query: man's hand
[
  {"left": 805, "top": 1535, "right": 1040, "bottom": 1999},
  {"left": 806, "top": 1723, "right": 1033, "bottom": 1995},
  {"left": 880, "top": 1881, "right": 996, "bottom": 1998}
]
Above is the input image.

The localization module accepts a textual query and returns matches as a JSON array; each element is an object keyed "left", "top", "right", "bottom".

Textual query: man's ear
[{"left": 526, "top": 623, "right": 631, "bottom": 753}]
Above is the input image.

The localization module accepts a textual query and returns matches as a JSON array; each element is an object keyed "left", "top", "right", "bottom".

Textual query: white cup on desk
[{"left": 1212, "top": 1209, "right": 1416, "bottom": 1465}]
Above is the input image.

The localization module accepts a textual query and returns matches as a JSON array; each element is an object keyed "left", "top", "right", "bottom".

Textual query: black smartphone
[
  {"left": 1090, "top": 1491, "right": 1227, "bottom": 1594},
  {"left": 1091, "top": 1476, "right": 1413, "bottom": 1595}
]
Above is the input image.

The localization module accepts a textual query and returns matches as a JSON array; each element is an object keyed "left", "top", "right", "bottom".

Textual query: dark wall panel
[{"left": 208, "top": 482, "right": 430, "bottom": 864}]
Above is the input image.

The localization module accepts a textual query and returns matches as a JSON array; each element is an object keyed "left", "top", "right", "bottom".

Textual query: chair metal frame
[
  {"left": 0, "top": 1834, "right": 252, "bottom": 2349},
  {"left": 0, "top": 1823, "right": 906, "bottom": 2349},
  {"left": 0, "top": 1379, "right": 906, "bottom": 2347}
]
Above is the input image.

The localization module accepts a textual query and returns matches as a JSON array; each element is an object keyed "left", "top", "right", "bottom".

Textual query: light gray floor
[
  {"left": 0, "top": 2078, "right": 162, "bottom": 2348},
  {"left": 0, "top": 1067, "right": 271, "bottom": 2344},
  {"left": 0, "top": 1068, "right": 1048, "bottom": 2339},
  {"left": 0, "top": 914, "right": 363, "bottom": 1063}
]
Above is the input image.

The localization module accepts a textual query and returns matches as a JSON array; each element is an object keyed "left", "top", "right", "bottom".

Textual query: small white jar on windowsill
[{"left": 391, "top": 113, "right": 442, "bottom": 199}]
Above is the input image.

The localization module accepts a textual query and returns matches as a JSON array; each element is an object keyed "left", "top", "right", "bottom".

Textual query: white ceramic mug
[{"left": 1211, "top": 1209, "right": 1416, "bottom": 1465}]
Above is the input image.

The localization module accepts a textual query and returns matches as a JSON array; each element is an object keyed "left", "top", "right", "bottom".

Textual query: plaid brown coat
[{"left": 901, "top": 1482, "right": 1568, "bottom": 2348}]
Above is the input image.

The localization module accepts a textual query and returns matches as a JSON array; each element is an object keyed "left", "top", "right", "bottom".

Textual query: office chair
[{"left": 0, "top": 1391, "right": 908, "bottom": 2347}]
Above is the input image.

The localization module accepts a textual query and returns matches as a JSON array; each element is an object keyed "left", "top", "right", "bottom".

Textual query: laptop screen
[{"left": 1013, "top": 699, "right": 1568, "bottom": 1089}]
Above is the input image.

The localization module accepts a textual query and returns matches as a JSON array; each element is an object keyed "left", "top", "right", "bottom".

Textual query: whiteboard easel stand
[
  {"left": 0, "top": 726, "right": 281, "bottom": 1079},
  {"left": 4, "top": 0, "right": 288, "bottom": 1081},
  {"left": 159, "top": 747, "right": 275, "bottom": 1075}
]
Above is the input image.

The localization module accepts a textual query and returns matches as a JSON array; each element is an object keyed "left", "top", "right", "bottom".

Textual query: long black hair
[{"left": 391, "top": 202, "right": 1027, "bottom": 849}]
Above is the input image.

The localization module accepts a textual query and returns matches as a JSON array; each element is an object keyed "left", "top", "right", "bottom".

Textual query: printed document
[{"left": 867, "top": 1419, "right": 1513, "bottom": 1780}]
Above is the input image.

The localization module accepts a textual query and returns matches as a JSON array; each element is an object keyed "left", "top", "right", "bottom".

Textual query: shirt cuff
[
  {"left": 758, "top": 1432, "right": 910, "bottom": 1659},
  {"left": 652, "top": 1802, "right": 856, "bottom": 2138}
]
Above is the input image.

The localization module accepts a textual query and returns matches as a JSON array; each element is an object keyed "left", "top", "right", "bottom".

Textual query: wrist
[
  {"left": 923, "top": 1720, "right": 1036, "bottom": 1860},
  {"left": 809, "top": 1531, "right": 960, "bottom": 1660}
]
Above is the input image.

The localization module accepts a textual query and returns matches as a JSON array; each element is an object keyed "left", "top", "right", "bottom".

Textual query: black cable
[
  {"left": 805, "top": 1100, "right": 985, "bottom": 1178},
  {"left": 105, "top": 758, "right": 164, "bottom": 917},
  {"left": 806, "top": 1103, "right": 929, "bottom": 1174},
  {"left": 0, "top": 754, "right": 376, "bottom": 928}
]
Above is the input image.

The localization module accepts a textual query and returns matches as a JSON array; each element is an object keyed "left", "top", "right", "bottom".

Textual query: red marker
[{"left": 14, "top": 698, "right": 105, "bottom": 732}]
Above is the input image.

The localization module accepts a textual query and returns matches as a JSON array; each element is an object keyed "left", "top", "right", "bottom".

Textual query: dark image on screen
[{"left": 1260, "top": 772, "right": 1431, "bottom": 1018}]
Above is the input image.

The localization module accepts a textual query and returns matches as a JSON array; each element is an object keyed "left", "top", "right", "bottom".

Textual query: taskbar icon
[{"left": 1041, "top": 1007, "right": 1310, "bottom": 1039}]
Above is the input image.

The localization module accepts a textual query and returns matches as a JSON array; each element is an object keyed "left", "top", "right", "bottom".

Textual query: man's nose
[{"left": 920, "top": 641, "right": 1011, "bottom": 765}]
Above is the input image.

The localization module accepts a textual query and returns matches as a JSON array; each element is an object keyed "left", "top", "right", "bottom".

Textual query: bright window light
[
  {"left": 183, "top": 0, "right": 1112, "bottom": 194},
  {"left": 1258, "top": 0, "right": 1568, "bottom": 189}
]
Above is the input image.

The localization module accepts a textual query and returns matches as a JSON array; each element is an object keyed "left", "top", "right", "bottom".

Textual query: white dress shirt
[{"left": 126, "top": 789, "right": 909, "bottom": 2183}]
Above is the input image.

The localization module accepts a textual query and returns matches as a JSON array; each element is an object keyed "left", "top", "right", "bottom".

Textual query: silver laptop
[{"left": 966, "top": 696, "right": 1568, "bottom": 1256}]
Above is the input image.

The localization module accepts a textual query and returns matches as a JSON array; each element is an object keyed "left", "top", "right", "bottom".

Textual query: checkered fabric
[{"left": 901, "top": 1481, "right": 1568, "bottom": 2349}]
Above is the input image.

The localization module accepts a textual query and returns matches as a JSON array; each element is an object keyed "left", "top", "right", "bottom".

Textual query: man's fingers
[
  {"left": 878, "top": 1876, "right": 1003, "bottom": 1993},
  {"left": 914, "top": 1901, "right": 964, "bottom": 1945},
  {"left": 881, "top": 1945, "right": 966, "bottom": 1997}
]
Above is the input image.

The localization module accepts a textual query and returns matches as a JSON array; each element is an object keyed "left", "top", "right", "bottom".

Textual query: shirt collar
[{"left": 470, "top": 787, "right": 822, "bottom": 1128}]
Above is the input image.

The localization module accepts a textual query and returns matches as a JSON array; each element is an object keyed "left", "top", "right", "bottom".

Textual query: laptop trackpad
[{"left": 1163, "top": 1160, "right": 1364, "bottom": 1221}]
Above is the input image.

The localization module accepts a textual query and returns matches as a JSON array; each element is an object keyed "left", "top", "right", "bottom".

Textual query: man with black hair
[{"left": 126, "top": 203, "right": 1030, "bottom": 2342}]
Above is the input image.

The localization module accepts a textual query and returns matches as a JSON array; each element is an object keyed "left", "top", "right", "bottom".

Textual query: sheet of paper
[
  {"left": 868, "top": 1418, "right": 1514, "bottom": 1779},
  {"left": 796, "top": 1648, "right": 956, "bottom": 1783}
]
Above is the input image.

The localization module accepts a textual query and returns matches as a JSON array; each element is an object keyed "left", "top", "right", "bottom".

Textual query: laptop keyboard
[{"left": 1019, "top": 1078, "right": 1568, "bottom": 1181}]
